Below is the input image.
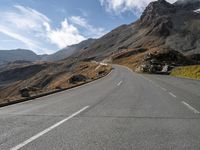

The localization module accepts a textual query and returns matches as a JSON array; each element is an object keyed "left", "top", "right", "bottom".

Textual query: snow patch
[{"left": 194, "top": 8, "right": 200, "bottom": 13}]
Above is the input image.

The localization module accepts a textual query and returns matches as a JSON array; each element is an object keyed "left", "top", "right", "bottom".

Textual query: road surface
[{"left": 0, "top": 65, "right": 200, "bottom": 150}]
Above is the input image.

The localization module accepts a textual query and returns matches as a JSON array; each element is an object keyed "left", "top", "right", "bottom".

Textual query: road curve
[{"left": 0, "top": 65, "right": 200, "bottom": 150}]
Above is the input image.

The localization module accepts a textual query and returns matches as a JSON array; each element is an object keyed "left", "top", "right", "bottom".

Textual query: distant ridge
[
  {"left": 0, "top": 49, "right": 40, "bottom": 65},
  {"left": 43, "top": 38, "right": 96, "bottom": 61},
  {"left": 0, "top": 38, "right": 96, "bottom": 64}
]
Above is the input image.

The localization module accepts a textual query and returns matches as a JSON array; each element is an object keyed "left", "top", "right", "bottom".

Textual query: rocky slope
[
  {"left": 2, "top": 1, "right": 199, "bottom": 67},
  {"left": 71, "top": 0, "right": 200, "bottom": 71},
  {"left": 0, "top": 59, "right": 111, "bottom": 103},
  {"left": 1, "top": 0, "right": 200, "bottom": 103},
  {"left": 43, "top": 38, "right": 96, "bottom": 61}
]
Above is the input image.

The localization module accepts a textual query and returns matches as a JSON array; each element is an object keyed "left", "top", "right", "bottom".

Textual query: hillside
[
  {"left": 70, "top": 0, "right": 200, "bottom": 72},
  {"left": 0, "top": 59, "right": 111, "bottom": 104},
  {"left": 2, "top": 1, "right": 200, "bottom": 69},
  {"left": 0, "top": 49, "right": 41, "bottom": 65},
  {"left": 44, "top": 38, "right": 96, "bottom": 61},
  {"left": 1, "top": 0, "right": 200, "bottom": 103}
]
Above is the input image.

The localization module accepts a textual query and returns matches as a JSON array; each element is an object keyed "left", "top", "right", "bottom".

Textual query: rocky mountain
[
  {"left": 3, "top": 0, "right": 200, "bottom": 67},
  {"left": 1, "top": 0, "right": 200, "bottom": 66},
  {"left": 1, "top": 0, "right": 200, "bottom": 103},
  {"left": 71, "top": 0, "right": 200, "bottom": 66}
]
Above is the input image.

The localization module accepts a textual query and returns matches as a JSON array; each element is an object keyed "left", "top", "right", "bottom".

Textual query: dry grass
[
  {"left": 113, "top": 47, "right": 160, "bottom": 71},
  {"left": 171, "top": 65, "right": 200, "bottom": 80},
  {"left": 47, "top": 62, "right": 111, "bottom": 89},
  {"left": 0, "top": 61, "right": 112, "bottom": 104}
]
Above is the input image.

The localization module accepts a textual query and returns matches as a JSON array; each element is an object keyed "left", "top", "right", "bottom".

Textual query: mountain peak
[{"left": 140, "top": 0, "right": 175, "bottom": 25}]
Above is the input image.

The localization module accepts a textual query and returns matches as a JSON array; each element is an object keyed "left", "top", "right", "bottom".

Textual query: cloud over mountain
[{"left": 100, "top": 0, "right": 177, "bottom": 15}]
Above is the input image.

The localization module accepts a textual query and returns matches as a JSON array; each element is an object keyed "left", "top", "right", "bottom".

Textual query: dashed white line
[
  {"left": 10, "top": 106, "right": 90, "bottom": 150},
  {"left": 145, "top": 78, "right": 153, "bottom": 83},
  {"left": 182, "top": 101, "right": 200, "bottom": 114},
  {"left": 148, "top": 80, "right": 153, "bottom": 83},
  {"left": 117, "top": 81, "right": 123, "bottom": 86},
  {"left": 169, "top": 92, "right": 177, "bottom": 98},
  {"left": 161, "top": 87, "right": 167, "bottom": 91}
]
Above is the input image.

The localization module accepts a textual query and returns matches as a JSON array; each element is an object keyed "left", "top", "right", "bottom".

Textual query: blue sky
[{"left": 0, "top": 0, "right": 176, "bottom": 54}]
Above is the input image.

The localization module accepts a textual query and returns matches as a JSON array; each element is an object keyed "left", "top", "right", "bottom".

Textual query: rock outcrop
[
  {"left": 71, "top": 0, "right": 200, "bottom": 62},
  {"left": 68, "top": 74, "right": 88, "bottom": 84}
]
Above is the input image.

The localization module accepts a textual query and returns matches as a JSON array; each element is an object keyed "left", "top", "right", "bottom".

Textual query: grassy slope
[
  {"left": 0, "top": 61, "right": 112, "bottom": 104},
  {"left": 171, "top": 65, "right": 200, "bottom": 80}
]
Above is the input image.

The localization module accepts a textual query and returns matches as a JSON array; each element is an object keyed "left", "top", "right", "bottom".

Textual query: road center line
[
  {"left": 161, "top": 87, "right": 167, "bottom": 91},
  {"left": 10, "top": 106, "right": 90, "bottom": 150},
  {"left": 169, "top": 92, "right": 176, "bottom": 98},
  {"left": 182, "top": 101, "right": 200, "bottom": 114},
  {"left": 117, "top": 81, "right": 123, "bottom": 86}
]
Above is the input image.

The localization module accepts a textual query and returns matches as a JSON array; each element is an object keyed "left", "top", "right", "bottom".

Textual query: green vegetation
[{"left": 171, "top": 65, "right": 200, "bottom": 80}]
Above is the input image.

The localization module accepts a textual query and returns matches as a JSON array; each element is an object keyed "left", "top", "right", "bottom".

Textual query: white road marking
[
  {"left": 139, "top": 75, "right": 156, "bottom": 85},
  {"left": 117, "top": 81, "right": 123, "bottom": 86},
  {"left": 182, "top": 101, "right": 200, "bottom": 114},
  {"left": 148, "top": 80, "right": 153, "bottom": 83},
  {"left": 142, "top": 76, "right": 152, "bottom": 83},
  {"left": 169, "top": 92, "right": 177, "bottom": 98},
  {"left": 161, "top": 87, "right": 167, "bottom": 91},
  {"left": 10, "top": 106, "right": 90, "bottom": 150}
]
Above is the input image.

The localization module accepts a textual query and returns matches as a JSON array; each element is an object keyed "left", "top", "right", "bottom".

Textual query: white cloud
[
  {"left": 100, "top": 0, "right": 177, "bottom": 16},
  {"left": 194, "top": 8, "right": 200, "bottom": 13},
  {"left": 13, "top": 5, "right": 50, "bottom": 30},
  {"left": 70, "top": 16, "right": 106, "bottom": 38},
  {"left": 0, "top": 25, "right": 40, "bottom": 50},
  {"left": 70, "top": 16, "right": 88, "bottom": 28},
  {"left": 47, "top": 19, "right": 86, "bottom": 48},
  {"left": 0, "top": 5, "right": 51, "bottom": 53},
  {"left": 0, "top": 5, "right": 105, "bottom": 54}
]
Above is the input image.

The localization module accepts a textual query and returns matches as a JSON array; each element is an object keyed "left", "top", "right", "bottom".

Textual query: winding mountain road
[{"left": 0, "top": 65, "right": 200, "bottom": 150}]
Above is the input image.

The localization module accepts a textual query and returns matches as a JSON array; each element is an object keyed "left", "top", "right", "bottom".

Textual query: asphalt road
[{"left": 0, "top": 65, "right": 200, "bottom": 150}]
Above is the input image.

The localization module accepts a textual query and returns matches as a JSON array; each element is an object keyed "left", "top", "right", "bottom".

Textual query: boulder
[
  {"left": 19, "top": 88, "right": 30, "bottom": 97},
  {"left": 68, "top": 74, "right": 87, "bottom": 84},
  {"left": 98, "top": 70, "right": 107, "bottom": 76}
]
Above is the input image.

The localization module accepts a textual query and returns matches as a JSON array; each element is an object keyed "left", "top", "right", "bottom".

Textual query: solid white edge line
[
  {"left": 10, "top": 106, "right": 90, "bottom": 150},
  {"left": 182, "top": 101, "right": 200, "bottom": 114},
  {"left": 117, "top": 81, "right": 123, "bottom": 86},
  {"left": 169, "top": 92, "right": 177, "bottom": 98}
]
